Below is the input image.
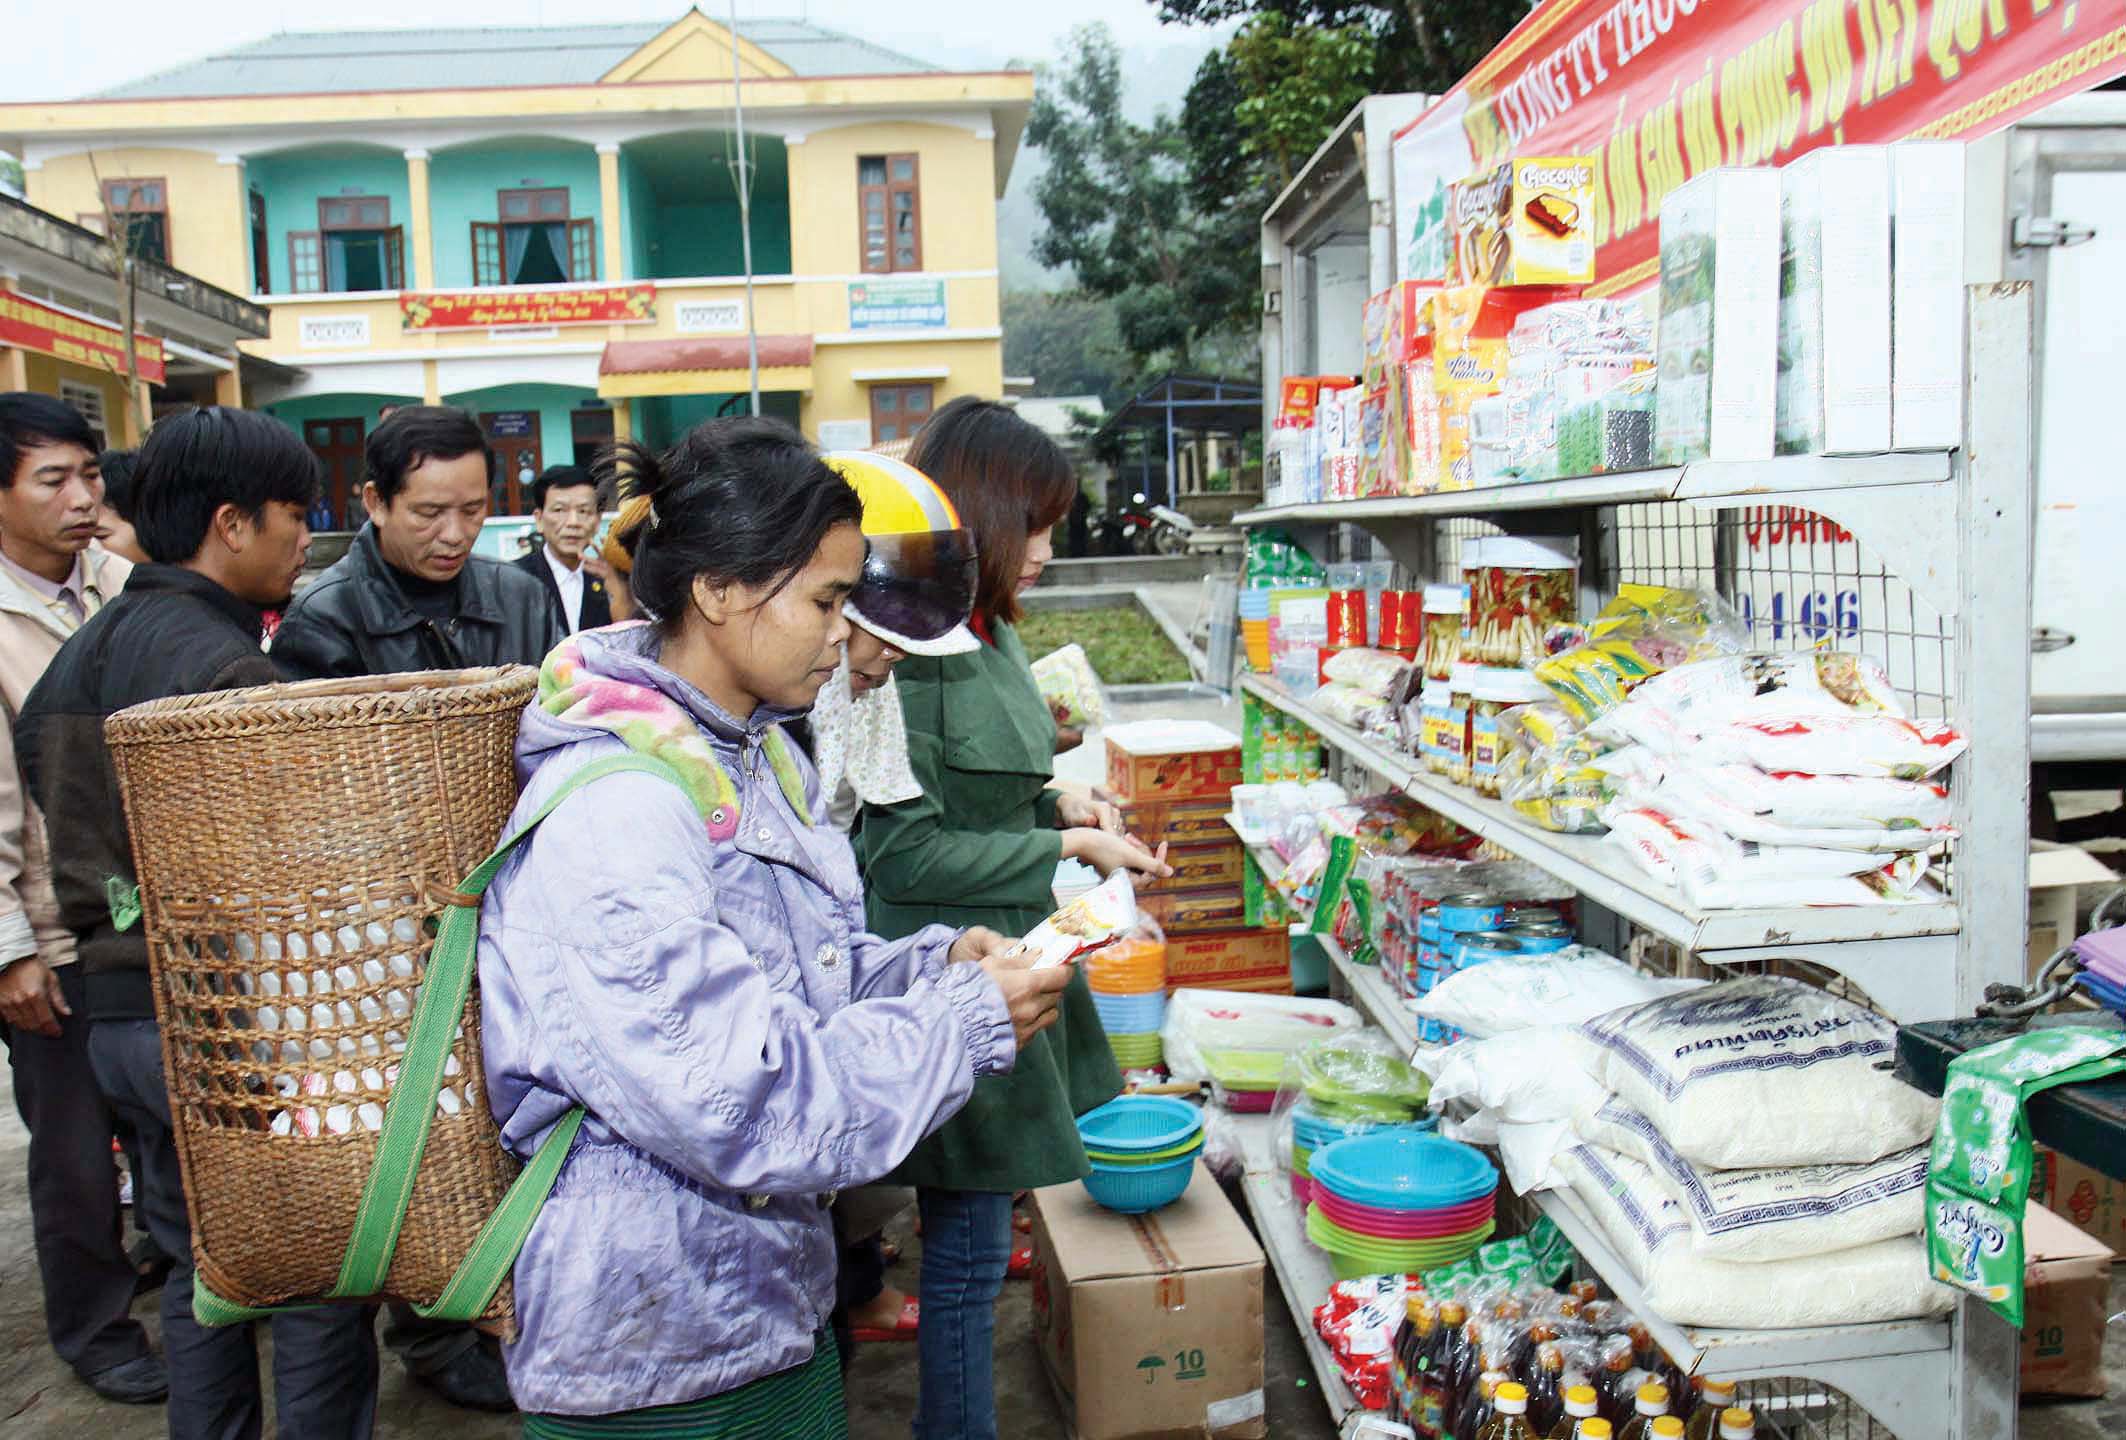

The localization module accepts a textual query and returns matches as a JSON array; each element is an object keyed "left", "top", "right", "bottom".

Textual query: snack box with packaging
[
  {"left": 1138, "top": 841, "right": 1247, "bottom": 897},
  {"left": 1164, "top": 926, "right": 1294, "bottom": 993},
  {"left": 1105, "top": 720, "right": 1244, "bottom": 804},
  {"left": 1014, "top": 872, "right": 1139, "bottom": 969},
  {"left": 1118, "top": 796, "right": 1232, "bottom": 849},
  {"left": 1137, "top": 886, "right": 1250, "bottom": 934},
  {"left": 1654, "top": 166, "right": 1780, "bottom": 465},
  {"left": 1449, "top": 156, "right": 1599, "bottom": 286},
  {"left": 1777, "top": 144, "right": 1892, "bottom": 456},
  {"left": 1434, "top": 284, "right": 1578, "bottom": 490}
]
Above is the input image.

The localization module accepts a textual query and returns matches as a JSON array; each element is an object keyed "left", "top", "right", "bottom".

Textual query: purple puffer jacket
[{"left": 476, "top": 624, "right": 1015, "bottom": 1415}]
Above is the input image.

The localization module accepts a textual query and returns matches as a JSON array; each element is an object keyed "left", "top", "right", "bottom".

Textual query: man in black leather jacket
[
  {"left": 265, "top": 406, "right": 558, "bottom": 1413},
  {"left": 274, "top": 406, "right": 563, "bottom": 680}
]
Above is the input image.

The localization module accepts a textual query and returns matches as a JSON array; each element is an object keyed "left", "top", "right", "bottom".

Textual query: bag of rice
[
  {"left": 1553, "top": 1144, "right": 1956, "bottom": 1327},
  {"left": 1704, "top": 713, "right": 1967, "bottom": 780},
  {"left": 1575, "top": 1097, "right": 1928, "bottom": 1262},
  {"left": 1577, "top": 976, "right": 1940, "bottom": 1167},
  {"left": 1648, "top": 764, "right": 1954, "bottom": 852},
  {"left": 1597, "top": 651, "right": 1903, "bottom": 755},
  {"left": 1411, "top": 946, "right": 1704, "bottom": 1038}
]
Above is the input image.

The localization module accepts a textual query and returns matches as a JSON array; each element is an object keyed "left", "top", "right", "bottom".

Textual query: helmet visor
[{"left": 850, "top": 528, "right": 979, "bottom": 645}]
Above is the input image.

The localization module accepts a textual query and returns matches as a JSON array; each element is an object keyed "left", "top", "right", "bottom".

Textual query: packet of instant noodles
[{"left": 1012, "top": 871, "right": 1139, "bottom": 969}]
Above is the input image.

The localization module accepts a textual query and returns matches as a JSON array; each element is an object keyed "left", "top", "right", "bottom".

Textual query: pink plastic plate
[{"left": 1310, "top": 1185, "right": 1496, "bottom": 1236}]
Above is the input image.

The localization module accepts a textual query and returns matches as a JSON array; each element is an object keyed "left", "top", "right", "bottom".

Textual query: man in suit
[{"left": 513, "top": 464, "right": 609, "bottom": 635}]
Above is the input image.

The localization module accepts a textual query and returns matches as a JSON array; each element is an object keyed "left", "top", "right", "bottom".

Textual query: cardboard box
[
  {"left": 1030, "top": 1166, "right": 1267, "bottom": 1440},
  {"left": 1138, "top": 887, "right": 1250, "bottom": 934},
  {"left": 1655, "top": 167, "right": 1780, "bottom": 464},
  {"left": 1141, "top": 842, "right": 1246, "bottom": 897},
  {"left": 1120, "top": 797, "right": 1235, "bottom": 850},
  {"left": 1448, "top": 157, "right": 1597, "bottom": 287},
  {"left": 2020, "top": 1201, "right": 2114, "bottom": 1398},
  {"left": 1890, "top": 140, "right": 1967, "bottom": 450},
  {"left": 1777, "top": 145, "right": 1891, "bottom": 456},
  {"left": 1105, "top": 721, "right": 1244, "bottom": 805},
  {"left": 2027, "top": 842, "right": 2118, "bottom": 979},
  {"left": 1164, "top": 926, "right": 1292, "bottom": 992},
  {"left": 2031, "top": 1147, "right": 2126, "bottom": 1259}
]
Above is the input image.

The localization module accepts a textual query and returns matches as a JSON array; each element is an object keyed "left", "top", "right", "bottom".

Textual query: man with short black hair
[
  {"left": 0, "top": 394, "right": 161, "bottom": 1405},
  {"left": 18, "top": 406, "right": 380, "bottom": 1438},
  {"left": 514, "top": 464, "right": 610, "bottom": 635},
  {"left": 272, "top": 405, "right": 563, "bottom": 679},
  {"left": 93, "top": 448, "right": 149, "bottom": 565}
]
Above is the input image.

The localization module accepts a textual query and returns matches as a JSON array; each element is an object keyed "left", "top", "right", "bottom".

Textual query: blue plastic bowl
[
  {"left": 1307, "top": 1132, "right": 1497, "bottom": 1211},
  {"left": 1076, "top": 1095, "right": 1203, "bottom": 1152},
  {"left": 1082, "top": 1152, "right": 1197, "bottom": 1213},
  {"left": 1092, "top": 994, "right": 1168, "bottom": 1030}
]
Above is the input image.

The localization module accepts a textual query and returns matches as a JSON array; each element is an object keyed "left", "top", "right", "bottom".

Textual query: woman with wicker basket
[{"left": 474, "top": 416, "right": 1072, "bottom": 1437}]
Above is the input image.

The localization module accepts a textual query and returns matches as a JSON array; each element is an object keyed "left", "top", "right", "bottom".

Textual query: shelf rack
[{"left": 1224, "top": 287, "right": 2034, "bottom": 1440}]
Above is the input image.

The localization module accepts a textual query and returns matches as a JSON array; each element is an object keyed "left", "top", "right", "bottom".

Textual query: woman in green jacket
[{"left": 858, "top": 398, "right": 1169, "bottom": 1440}]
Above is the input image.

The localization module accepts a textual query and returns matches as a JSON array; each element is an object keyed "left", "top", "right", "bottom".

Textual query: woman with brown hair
[{"left": 856, "top": 398, "right": 1169, "bottom": 1440}]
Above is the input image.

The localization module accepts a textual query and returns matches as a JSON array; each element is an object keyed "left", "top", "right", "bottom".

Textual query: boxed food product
[
  {"left": 2018, "top": 1201, "right": 2113, "bottom": 1398},
  {"left": 1890, "top": 140, "right": 1967, "bottom": 450},
  {"left": 1654, "top": 167, "right": 1781, "bottom": 465},
  {"left": 1449, "top": 157, "right": 1598, "bottom": 286},
  {"left": 1777, "top": 145, "right": 1891, "bottom": 456},
  {"left": 1139, "top": 841, "right": 1247, "bottom": 897},
  {"left": 1106, "top": 721, "right": 1245, "bottom": 804},
  {"left": 1138, "top": 887, "right": 1250, "bottom": 934},
  {"left": 1362, "top": 280, "right": 1441, "bottom": 389},
  {"left": 2030, "top": 1146, "right": 2126, "bottom": 1259},
  {"left": 1435, "top": 285, "right": 1575, "bottom": 489},
  {"left": 1118, "top": 797, "right": 1234, "bottom": 850},
  {"left": 1164, "top": 926, "right": 1293, "bottom": 992},
  {"left": 1029, "top": 1169, "right": 1267, "bottom": 1440}
]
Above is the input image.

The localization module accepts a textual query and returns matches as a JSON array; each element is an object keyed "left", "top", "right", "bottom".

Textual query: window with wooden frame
[
  {"left": 285, "top": 196, "right": 403, "bottom": 294},
  {"left": 249, "top": 189, "right": 270, "bottom": 294},
  {"left": 858, "top": 154, "right": 920, "bottom": 273},
  {"left": 472, "top": 187, "right": 595, "bottom": 286},
  {"left": 867, "top": 382, "right": 934, "bottom": 444},
  {"left": 101, "top": 178, "right": 169, "bottom": 264}
]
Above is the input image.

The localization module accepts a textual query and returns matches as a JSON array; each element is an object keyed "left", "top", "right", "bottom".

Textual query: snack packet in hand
[{"left": 1012, "top": 871, "right": 1139, "bottom": 969}]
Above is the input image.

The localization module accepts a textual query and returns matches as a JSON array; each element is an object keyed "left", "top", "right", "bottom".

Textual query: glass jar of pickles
[
  {"left": 1444, "top": 662, "right": 1478, "bottom": 786},
  {"left": 1461, "top": 537, "right": 1578, "bottom": 669},
  {"left": 1421, "top": 584, "right": 1467, "bottom": 682},
  {"left": 1469, "top": 667, "right": 1552, "bottom": 797}
]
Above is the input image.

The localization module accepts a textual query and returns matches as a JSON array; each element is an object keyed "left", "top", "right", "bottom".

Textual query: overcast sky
[{"left": 0, "top": 0, "right": 1234, "bottom": 100}]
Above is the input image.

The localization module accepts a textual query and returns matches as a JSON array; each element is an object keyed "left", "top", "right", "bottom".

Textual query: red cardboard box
[
  {"left": 1164, "top": 927, "right": 1292, "bottom": 993},
  {"left": 1139, "top": 842, "right": 1246, "bottom": 897},
  {"left": 1137, "top": 887, "right": 1249, "bottom": 934},
  {"left": 1104, "top": 723, "right": 1243, "bottom": 805},
  {"left": 1118, "top": 797, "right": 1234, "bottom": 849}
]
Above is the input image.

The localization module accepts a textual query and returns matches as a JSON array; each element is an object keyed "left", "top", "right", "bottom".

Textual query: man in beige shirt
[{"left": 0, "top": 393, "right": 161, "bottom": 1404}]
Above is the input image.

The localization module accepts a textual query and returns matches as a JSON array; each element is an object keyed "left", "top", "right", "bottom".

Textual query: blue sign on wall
[{"left": 848, "top": 279, "right": 946, "bottom": 331}]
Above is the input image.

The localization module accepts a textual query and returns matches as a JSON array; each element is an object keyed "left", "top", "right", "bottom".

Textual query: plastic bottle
[
  {"left": 1458, "top": 1358, "right": 1512, "bottom": 1440},
  {"left": 1716, "top": 1408, "right": 1755, "bottom": 1440},
  {"left": 1526, "top": 1341, "right": 1568, "bottom": 1434},
  {"left": 1393, "top": 1295, "right": 1448, "bottom": 1438},
  {"left": 1476, "top": 1380, "right": 1539, "bottom": 1440},
  {"left": 1615, "top": 1383, "right": 1671, "bottom": 1440},
  {"left": 1572, "top": 1423, "right": 1615, "bottom": 1440},
  {"left": 1682, "top": 1380, "right": 1738, "bottom": 1440},
  {"left": 1650, "top": 1421, "right": 1684, "bottom": 1440},
  {"left": 1594, "top": 1335, "right": 1636, "bottom": 1423},
  {"left": 1437, "top": 1301, "right": 1476, "bottom": 1406},
  {"left": 1545, "top": 1383, "right": 1601, "bottom": 1440}
]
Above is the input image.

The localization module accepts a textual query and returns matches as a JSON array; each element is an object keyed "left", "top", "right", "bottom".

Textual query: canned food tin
[{"left": 1436, "top": 890, "right": 1503, "bottom": 935}]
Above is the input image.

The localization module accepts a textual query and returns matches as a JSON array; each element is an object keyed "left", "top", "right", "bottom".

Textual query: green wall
[
  {"left": 429, "top": 143, "right": 604, "bottom": 288},
  {"left": 262, "top": 392, "right": 416, "bottom": 433},
  {"left": 444, "top": 382, "right": 600, "bottom": 474},
  {"left": 621, "top": 150, "right": 656, "bottom": 282},
  {"left": 634, "top": 391, "right": 801, "bottom": 450},
  {"left": 246, "top": 147, "right": 414, "bottom": 294}
]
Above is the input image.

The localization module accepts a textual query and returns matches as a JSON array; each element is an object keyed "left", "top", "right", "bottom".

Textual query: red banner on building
[
  {"left": 1392, "top": 0, "right": 2126, "bottom": 293},
  {"left": 399, "top": 285, "right": 657, "bottom": 331},
  {"left": 0, "top": 289, "right": 167, "bottom": 385}
]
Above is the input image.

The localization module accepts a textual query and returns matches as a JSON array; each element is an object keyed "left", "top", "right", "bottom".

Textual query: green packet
[
  {"left": 1925, "top": 1026, "right": 2126, "bottom": 1324},
  {"left": 1309, "top": 834, "right": 1359, "bottom": 939}
]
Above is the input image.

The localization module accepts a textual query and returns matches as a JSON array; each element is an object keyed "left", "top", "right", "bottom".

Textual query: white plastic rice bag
[
  {"left": 1598, "top": 651, "right": 1904, "bottom": 755},
  {"left": 1418, "top": 1026, "right": 1608, "bottom": 1130},
  {"left": 1601, "top": 799, "right": 1938, "bottom": 907},
  {"left": 1575, "top": 1097, "right": 1928, "bottom": 1261},
  {"left": 1410, "top": 946, "right": 1705, "bottom": 1038},
  {"left": 1576, "top": 976, "right": 1940, "bottom": 1167},
  {"left": 1678, "top": 854, "right": 1934, "bottom": 910},
  {"left": 1553, "top": 1144, "right": 1955, "bottom": 1327},
  {"left": 1650, "top": 763, "right": 1953, "bottom": 851},
  {"left": 1704, "top": 713, "right": 1967, "bottom": 780}
]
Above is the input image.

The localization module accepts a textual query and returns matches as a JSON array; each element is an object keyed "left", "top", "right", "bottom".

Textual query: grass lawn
[{"left": 1016, "top": 604, "right": 1192, "bottom": 686}]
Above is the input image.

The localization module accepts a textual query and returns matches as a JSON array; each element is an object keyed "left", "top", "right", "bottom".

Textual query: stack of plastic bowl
[
  {"left": 1303, "top": 1132, "right": 1498, "bottom": 1280},
  {"left": 1240, "top": 589, "right": 1272, "bottom": 671},
  {"left": 1288, "top": 1099, "right": 1437, "bottom": 1206},
  {"left": 1085, "top": 933, "right": 1167, "bottom": 1071},
  {"left": 1075, "top": 1095, "right": 1204, "bottom": 1214}
]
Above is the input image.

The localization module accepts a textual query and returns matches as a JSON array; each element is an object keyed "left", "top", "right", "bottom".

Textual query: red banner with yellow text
[
  {"left": 0, "top": 289, "right": 167, "bottom": 385},
  {"left": 400, "top": 285, "right": 657, "bottom": 331},
  {"left": 1392, "top": 0, "right": 2126, "bottom": 294}
]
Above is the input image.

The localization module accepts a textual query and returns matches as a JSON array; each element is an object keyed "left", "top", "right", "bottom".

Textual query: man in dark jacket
[
  {"left": 17, "top": 407, "right": 380, "bottom": 1440},
  {"left": 272, "top": 406, "right": 563, "bottom": 679},
  {"left": 513, "top": 463, "right": 610, "bottom": 634},
  {"left": 253, "top": 405, "right": 539, "bottom": 1410}
]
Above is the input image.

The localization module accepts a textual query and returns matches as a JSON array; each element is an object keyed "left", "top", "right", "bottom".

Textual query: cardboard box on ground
[
  {"left": 2028, "top": 841, "right": 2119, "bottom": 979},
  {"left": 2021, "top": 1202, "right": 2114, "bottom": 1399},
  {"left": 2032, "top": 1148, "right": 2126, "bottom": 1260},
  {"left": 1030, "top": 1166, "right": 1267, "bottom": 1440}
]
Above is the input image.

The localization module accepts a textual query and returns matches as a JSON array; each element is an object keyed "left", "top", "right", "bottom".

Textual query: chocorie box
[
  {"left": 1137, "top": 887, "right": 1249, "bottom": 934},
  {"left": 2019, "top": 1201, "right": 2113, "bottom": 1398},
  {"left": 1105, "top": 721, "right": 1244, "bottom": 805},
  {"left": 1139, "top": 842, "right": 1247, "bottom": 897},
  {"left": 1119, "top": 797, "right": 1235, "bottom": 850},
  {"left": 1030, "top": 1166, "right": 1267, "bottom": 1440},
  {"left": 1449, "top": 156, "right": 1597, "bottom": 287}
]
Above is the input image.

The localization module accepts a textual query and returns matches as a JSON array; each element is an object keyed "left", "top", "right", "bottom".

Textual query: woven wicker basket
[{"left": 105, "top": 666, "right": 538, "bottom": 1325}]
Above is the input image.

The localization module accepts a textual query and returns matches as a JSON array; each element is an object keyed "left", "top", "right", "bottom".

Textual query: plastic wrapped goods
[
  {"left": 1031, "top": 643, "right": 1110, "bottom": 728},
  {"left": 1576, "top": 1099, "right": 1928, "bottom": 1263},
  {"left": 1596, "top": 651, "right": 1904, "bottom": 756},
  {"left": 1577, "top": 977, "right": 1941, "bottom": 1168},
  {"left": 1703, "top": 712, "right": 1968, "bottom": 781},
  {"left": 1534, "top": 586, "right": 1748, "bottom": 726},
  {"left": 1644, "top": 764, "right": 1953, "bottom": 850},
  {"left": 1411, "top": 946, "right": 1704, "bottom": 1040}
]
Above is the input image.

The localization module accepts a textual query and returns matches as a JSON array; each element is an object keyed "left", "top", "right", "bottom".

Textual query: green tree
[
  {"left": 1026, "top": 24, "right": 1253, "bottom": 372},
  {"left": 1001, "top": 289, "right": 1136, "bottom": 406},
  {"left": 1153, "top": 0, "right": 1526, "bottom": 96},
  {"left": 1226, "top": 15, "right": 1379, "bottom": 191}
]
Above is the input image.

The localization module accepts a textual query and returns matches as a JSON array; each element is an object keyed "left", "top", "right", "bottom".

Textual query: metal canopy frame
[{"left": 1090, "top": 373, "right": 1262, "bottom": 506}]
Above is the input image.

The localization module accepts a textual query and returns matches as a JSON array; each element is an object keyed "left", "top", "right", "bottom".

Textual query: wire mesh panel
[{"left": 1737, "top": 1377, "right": 1896, "bottom": 1440}]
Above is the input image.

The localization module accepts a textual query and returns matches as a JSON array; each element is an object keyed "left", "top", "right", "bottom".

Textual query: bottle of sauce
[
  {"left": 1573, "top": 1423, "right": 1615, "bottom": 1440},
  {"left": 1650, "top": 1421, "right": 1685, "bottom": 1440},
  {"left": 1394, "top": 1296, "right": 1449, "bottom": 1438},
  {"left": 1458, "top": 1346, "right": 1515, "bottom": 1440},
  {"left": 1526, "top": 1341, "right": 1568, "bottom": 1434},
  {"left": 1616, "top": 1383, "right": 1671, "bottom": 1440},
  {"left": 1477, "top": 1380, "right": 1539, "bottom": 1440},
  {"left": 1716, "top": 1408, "right": 1755, "bottom": 1440},
  {"left": 1436, "top": 1299, "right": 1474, "bottom": 1417},
  {"left": 1682, "top": 1380, "right": 1738, "bottom": 1440},
  {"left": 1546, "top": 1383, "right": 1601, "bottom": 1440},
  {"left": 1594, "top": 1335, "right": 1636, "bottom": 1424}
]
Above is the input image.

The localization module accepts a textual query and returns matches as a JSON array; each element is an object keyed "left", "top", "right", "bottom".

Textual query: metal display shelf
[
  {"left": 1317, "top": 932, "right": 1417, "bottom": 1054},
  {"left": 1532, "top": 1189, "right": 1957, "bottom": 1439}
]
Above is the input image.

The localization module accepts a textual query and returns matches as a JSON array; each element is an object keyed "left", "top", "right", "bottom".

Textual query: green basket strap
[{"left": 194, "top": 751, "right": 692, "bottom": 1327}]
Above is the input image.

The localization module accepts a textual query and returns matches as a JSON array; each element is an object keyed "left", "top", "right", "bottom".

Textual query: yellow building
[{"left": 0, "top": 10, "right": 1030, "bottom": 525}]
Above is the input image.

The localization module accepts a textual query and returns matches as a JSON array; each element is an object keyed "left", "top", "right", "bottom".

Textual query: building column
[
  {"left": 404, "top": 149, "right": 436, "bottom": 290},
  {"left": 609, "top": 399, "right": 631, "bottom": 443},
  {"left": 213, "top": 365, "right": 242, "bottom": 408},
  {"left": 422, "top": 359, "right": 441, "bottom": 406},
  {"left": 596, "top": 143, "right": 623, "bottom": 283},
  {"left": 128, "top": 378, "right": 151, "bottom": 444}
]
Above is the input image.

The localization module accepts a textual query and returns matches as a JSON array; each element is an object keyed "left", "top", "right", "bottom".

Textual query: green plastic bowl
[{"left": 1085, "top": 1133, "right": 1206, "bottom": 1165}]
